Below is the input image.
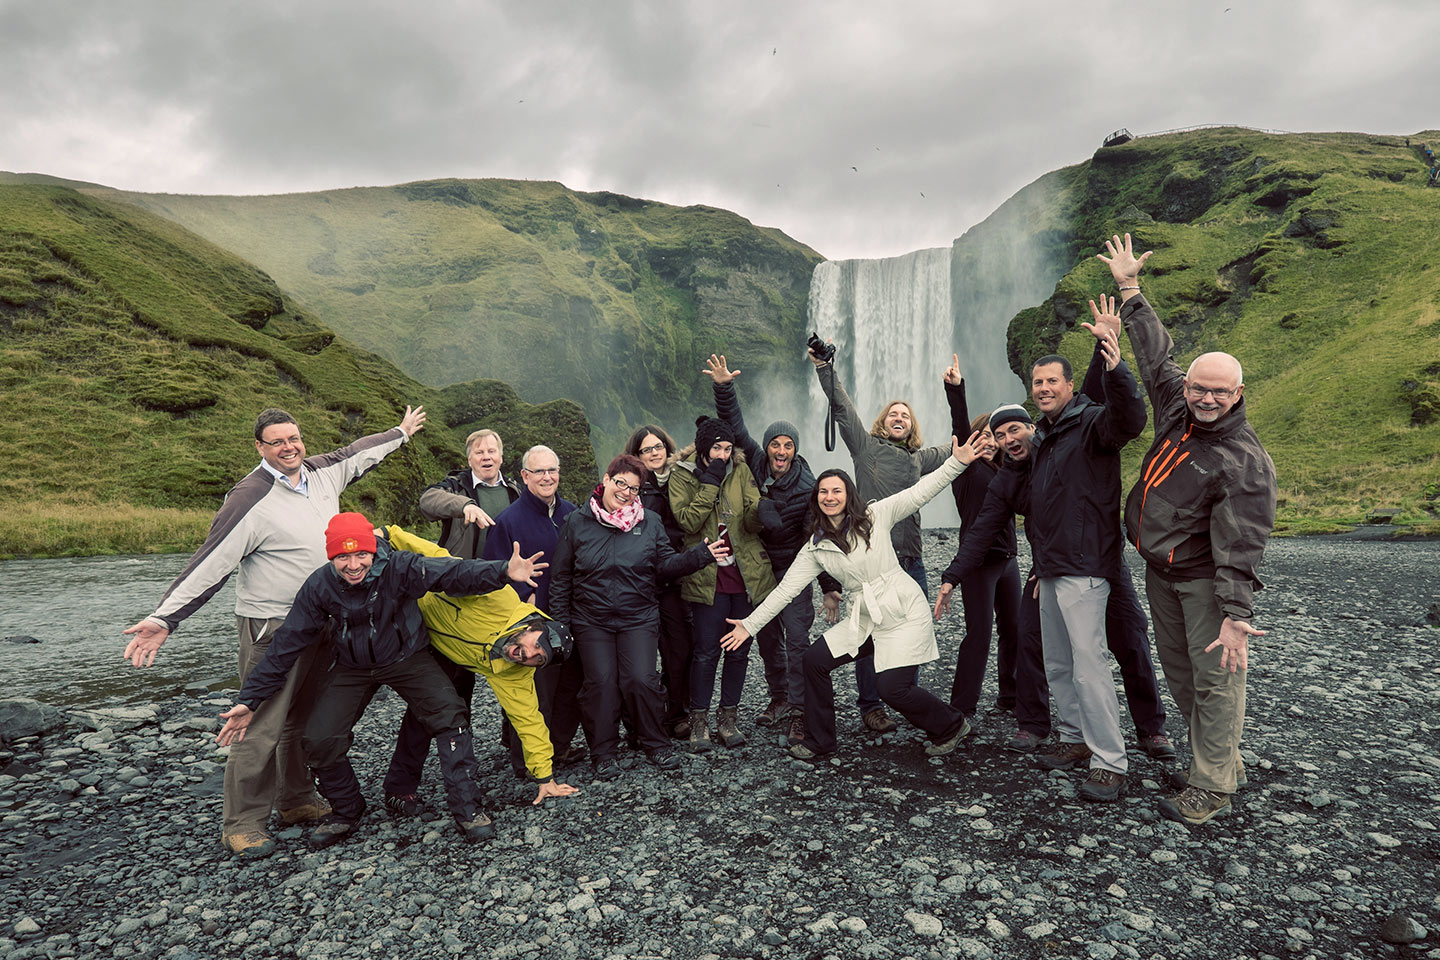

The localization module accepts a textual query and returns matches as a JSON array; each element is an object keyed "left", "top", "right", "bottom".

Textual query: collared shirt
[
  {"left": 259, "top": 460, "right": 308, "bottom": 496},
  {"left": 472, "top": 471, "right": 505, "bottom": 488}
]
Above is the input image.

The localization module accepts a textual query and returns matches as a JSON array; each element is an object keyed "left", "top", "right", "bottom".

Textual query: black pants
[
  {"left": 575, "top": 623, "right": 671, "bottom": 763},
  {"left": 1013, "top": 565, "right": 1168, "bottom": 739},
  {"left": 304, "top": 647, "right": 478, "bottom": 821},
  {"left": 656, "top": 586, "right": 693, "bottom": 726},
  {"left": 801, "top": 637, "right": 966, "bottom": 755},
  {"left": 502, "top": 652, "right": 584, "bottom": 773},
  {"left": 948, "top": 555, "right": 1022, "bottom": 716},
  {"left": 383, "top": 648, "right": 476, "bottom": 797}
]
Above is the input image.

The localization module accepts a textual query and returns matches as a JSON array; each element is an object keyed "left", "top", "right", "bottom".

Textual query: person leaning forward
[
  {"left": 1097, "top": 233, "right": 1277, "bottom": 826},
  {"left": 215, "top": 512, "right": 550, "bottom": 847},
  {"left": 122, "top": 404, "right": 426, "bottom": 858}
]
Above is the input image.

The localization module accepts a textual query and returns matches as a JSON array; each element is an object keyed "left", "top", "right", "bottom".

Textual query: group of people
[{"left": 122, "top": 233, "right": 1276, "bottom": 857}]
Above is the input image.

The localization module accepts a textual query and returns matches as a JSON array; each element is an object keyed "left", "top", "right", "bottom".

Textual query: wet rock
[
  {"left": 0, "top": 699, "right": 64, "bottom": 739},
  {"left": 71, "top": 705, "right": 159, "bottom": 732},
  {"left": 1380, "top": 913, "right": 1427, "bottom": 944},
  {"left": 4, "top": 636, "right": 41, "bottom": 644},
  {"left": 904, "top": 911, "right": 942, "bottom": 937}
]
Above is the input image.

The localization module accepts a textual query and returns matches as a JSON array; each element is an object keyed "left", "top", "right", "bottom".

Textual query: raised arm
[
  {"left": 813, "top": 358, "right": 870, "bottom": 456},
  {"left": 1096, "top": 233, "right": 1185, "bottom": 409},
  {"left": 869, "top": 434, "right": 980, "bottom": 529},
  {"left": 706, "top": 356, "right": 764, "bottom": 469}
]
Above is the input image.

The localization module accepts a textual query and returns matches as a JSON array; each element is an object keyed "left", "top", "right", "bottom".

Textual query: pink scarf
[{"left": 590, "top": 485, "right": 643, "bottom": 532}]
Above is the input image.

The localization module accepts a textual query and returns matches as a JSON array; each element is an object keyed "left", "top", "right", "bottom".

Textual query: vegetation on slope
[
  {"left": 0, "top": 185, "right": 596, "bottom": 557},
  {"left": 1003, "top": 129, "right": 1440, "bottom": 533}
]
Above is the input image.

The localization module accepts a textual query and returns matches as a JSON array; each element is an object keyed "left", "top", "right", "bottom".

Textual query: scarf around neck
[{"left": 590, "top": 484, "right": 643, "bottom": 532}]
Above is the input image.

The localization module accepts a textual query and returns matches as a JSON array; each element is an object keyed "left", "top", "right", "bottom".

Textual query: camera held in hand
[{"left": 807, "top": 332, "right": 836, "bottom": 364}]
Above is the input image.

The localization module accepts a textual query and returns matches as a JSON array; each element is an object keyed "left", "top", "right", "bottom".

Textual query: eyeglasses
[
  {"left": 638, "top": 443, "right": 667, "bottom": 456},
  {"left": 258, "top": 434, "right": 303, "bottom": 448},
  {"left": 524, "top": 467, "right": 559, "bottom": 476},
  {"left": 1184, "top": 384, "right": 1238, "bottom": 400},
  {"left": 609, "top": 477, "right": 640, "bottom": 495}
]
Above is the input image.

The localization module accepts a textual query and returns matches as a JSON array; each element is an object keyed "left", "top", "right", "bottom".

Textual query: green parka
[{"left": 668, "top": 445, "right": 777, "bottom": 606}]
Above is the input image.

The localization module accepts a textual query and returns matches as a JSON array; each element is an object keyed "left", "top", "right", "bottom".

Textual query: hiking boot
[
  {"left": 862, "top": 707, "right": 897, "bottom": 734},
  {"left": 1169, "top": 768, "right": 1247, "bottom": 792},
  {"left": 687, "top": 710, "right": 712, "bottom": 753},
  {"left": 716, "top": 706, "right": 746, "bottom": 748},
  {"left": 309, "top": 812, "right": 362, "bottom": 849},
  {"left": 648, "top": 751, "right": 682, "bottom": 772},
  {"left": 671, "top": 715, "right": 692, "bottom": 739},
  {"left": 278, "top": 798, "right": 332, "bottom": 825},
  {"left": 756, "top": 695, "right": 790, "bottom": 726},
  {"left": 926, "top": 717, "right": 972, "bottom": 756},
  {"left": 1138, "top": 734, "right": 1177, "bottom": 760},
  {"left": 384, "top": 793, "right": 422, "bottom": 818},
  {"left": 1158, "top": 785, "right": 1231, "bottom": 825},
  {"left": 593, "top": 758, "right": 622, "bottom": 781},
  {"left": 785, "top": 713, "right": 806, "bottom": 747},
  {"left": 788, "top": 741, "right": 833, "bottom": 760},
  {"left": 1036, "top": 741, "right": 1093, "bottom": 771},
  {"left": 1007, "top": 730, "right": 1044, "bottom": 754},
  {"left": 554, "top": 744, "right": 587, "bottom": 766},
  {"left": 1078, "top": 768, "right": 1127, "bottom": 802},
  {"left": 457, "top": 811, "right": 496, "bottom": 843},
  {"left": 222, "top": 830, "right": 277, "bottom": 859},
  {"left": 986, "top": 700, "right": 1016, "bottom": 717}
]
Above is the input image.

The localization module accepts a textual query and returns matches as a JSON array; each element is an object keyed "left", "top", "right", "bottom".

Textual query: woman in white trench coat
[{"left": 721, "top": 432, "right": 983, "bottom": 759}]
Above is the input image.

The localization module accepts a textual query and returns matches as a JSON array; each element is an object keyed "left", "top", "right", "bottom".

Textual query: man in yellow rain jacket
[{"left": 381, "top": 526, "right": 580, "bottom": 811}]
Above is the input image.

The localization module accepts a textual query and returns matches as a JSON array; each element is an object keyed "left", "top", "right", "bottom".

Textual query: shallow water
[{"left": 0, "top": 554, "right": 239, "bottom": 706}]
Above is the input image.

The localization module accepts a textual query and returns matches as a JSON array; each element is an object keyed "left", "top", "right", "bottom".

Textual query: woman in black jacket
[
  {"left": 549, "top": 453, "right": 725, "bottom": 779},
  {"left": 625, "top": 425, "right": 695, "bottom": 737}
]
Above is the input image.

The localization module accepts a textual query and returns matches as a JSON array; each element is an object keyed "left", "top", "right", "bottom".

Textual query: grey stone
[
  {"left": 0, "top": 699, "right": 64, "bottom": 739},
  {"left": 72, "top": 705, "right": 158, "bottom": 732},
  {"left": 1379, "top": 912, "right": 1427, "bottom": 944},
  {"left": 13, "top": 918, "right": 40, "bottom": 936},
  {"left": 904, "top": 912, "right": 942, "bottom": 937}
]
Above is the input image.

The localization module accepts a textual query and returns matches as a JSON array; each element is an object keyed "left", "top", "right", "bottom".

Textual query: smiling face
[
  {"left": 994, "top": 421, "right": 1036, "bottom": 462},
  {"left": 256, "top": 422, "right": 306, "bottom": 481},
  {"left": 1031, "top": 363, "right": 1075, "bottom": 420},
  {"left": 636, "top": 433, "right": 669, "bottom": 472},
  {"left": 330, "top": 550, "right": 374, "bottom": 586},
  {"left": 521, "top": 449, "right": 560, "bottom": 503},
  {"left": 975, "top": 427, "right": 998, "bottom": 461},
  {"left": 468, "top": 435, "right": 503, "bottom": 484},
  {"left": 502, "top": 627, "right": 548, "bottom": 667},
  {"left": 1183, "top": 353, "right": 1244, "bottom": 424},
  {"left": 766, "top": 435, "right": 795, "bottom": 476},
  {"left": 882, "top": 403, "right": 914, "bottom": 441},
  {"left": 815, "top": 475, "right": 848, "bottom": 519},
  {"left": 602, "top": 472, "right": 642, "bottom": 513}
]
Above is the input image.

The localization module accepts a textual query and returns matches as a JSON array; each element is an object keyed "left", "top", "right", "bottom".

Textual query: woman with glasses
[
  {"left": 624, "top": 425, "right": 694, "bottom": 739},
  {"left": 548, "top": 454, "right": 728, "bottom": 779}
]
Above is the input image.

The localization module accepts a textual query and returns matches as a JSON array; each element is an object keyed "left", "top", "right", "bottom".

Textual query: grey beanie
[
  {"left": 989, "top": 403, "right": 1034, "bottom": 431},
  {"left": 762, "top": 420, "right": 801, "bottom": 456}
]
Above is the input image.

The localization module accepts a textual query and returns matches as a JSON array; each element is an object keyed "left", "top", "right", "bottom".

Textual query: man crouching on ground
[{"left": 216, "top": 512, "right": 547, "bottom": 847}]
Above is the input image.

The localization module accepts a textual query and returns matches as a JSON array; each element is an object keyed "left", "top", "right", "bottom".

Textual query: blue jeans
[{"left": 688, "top": 594, "right": 753, "bottom": 711}]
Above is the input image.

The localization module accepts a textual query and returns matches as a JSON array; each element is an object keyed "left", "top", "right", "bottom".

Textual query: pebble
[
  {"left": 985, "top": 918, "right": 1010, "bottom": 939},
  {"left": 904, "top": 912, "right": 942, "bottom": 937},
  {"left": 1366, "top": 833, "right": 1402, "bottom": 849}
]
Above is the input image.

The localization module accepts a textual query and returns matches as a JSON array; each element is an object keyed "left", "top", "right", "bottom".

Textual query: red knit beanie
[{"left": 326, "top": 512, "right": 377, "bottom": 559}]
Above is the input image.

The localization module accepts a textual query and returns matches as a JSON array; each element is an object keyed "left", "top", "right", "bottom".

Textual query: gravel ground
[{"left": 1, "top": 534, "right": 1437, "bottom": 960}]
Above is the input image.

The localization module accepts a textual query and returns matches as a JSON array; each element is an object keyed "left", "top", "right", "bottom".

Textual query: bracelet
[{"left": 1118, "top": 285, "right": 1140, "bottom": 292}]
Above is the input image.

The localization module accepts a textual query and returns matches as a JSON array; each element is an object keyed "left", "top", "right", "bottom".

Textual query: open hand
[
  {"left": 122, "top": 619, "right": 169, "bottom": 668},
  {"left": 1096, "top": 233, "right": 1152, "bottom": 287},
  {"left": 399, "top": 405, "right": 427, "bottom": 437},
  {"left": 703, "top": 354, "right": 740, "bottom": 385},
  {"left": 534, "top": 780, "right": 581, "bottom": 805},
  {"left": 1083, "top": 295, "right": 1122, "bottom": 343},
  {"left": 952, "top": 430, "right": 984, "bottom": 465},
  {"left": 821, "top": 591, "right": 842, "bottom": 625},
  {"left": 216, "top": 704, "right": 253, "bottom": 746},
  {"left": 1205, "top": 617, "right": 1263, "bottom": 672},
  {"left": 719, "top": 619, "right": 751, "bottom": 651},
  {"left": 506, "top": 542, "right": 549, "bottom": 587},
  {"left": 704, "top": 537, "right": 730, "bottom": 562}
]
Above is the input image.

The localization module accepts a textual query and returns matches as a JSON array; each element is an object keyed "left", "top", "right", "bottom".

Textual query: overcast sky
[{"left": 3, "top": 1, "right": 1436, "bottom": 260}]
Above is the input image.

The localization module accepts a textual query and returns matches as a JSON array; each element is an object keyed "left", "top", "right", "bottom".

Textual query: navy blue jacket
[{"left": 482, "top": 487, "right": 578, "bottom": 613}]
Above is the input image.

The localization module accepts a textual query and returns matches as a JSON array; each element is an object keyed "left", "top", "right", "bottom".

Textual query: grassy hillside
[
  {"left": 1003, "top": 129, "right": 1440, "bottom": 533},
  {"left": 0, "top": 184, "right": 596, "bottom": 558},
  {"left": 88, "top": 179, "right": 822, "bottom": 451}
]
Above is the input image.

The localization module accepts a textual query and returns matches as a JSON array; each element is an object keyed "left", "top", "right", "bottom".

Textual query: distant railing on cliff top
[{"left": 1139, "top": 123, "right": 1293, "bottom": 138}]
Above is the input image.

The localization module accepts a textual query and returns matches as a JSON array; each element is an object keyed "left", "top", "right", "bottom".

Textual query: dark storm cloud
[{"left": 2, "top": 1, "right": 1436, "bottom": 258}]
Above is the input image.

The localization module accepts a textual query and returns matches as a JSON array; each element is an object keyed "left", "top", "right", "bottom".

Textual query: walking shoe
[
  {"left": 716, "top": 706, "right": 747, "bottom": 748},
  {"left": 788, "top": 741, "right": 833, "bottom": 760},
  {"left": 861, "top": 707, "right": 898, "bottom": 734},
  {"left": 309, "top": 812, "right": 362, "bottom": 849},
  {"left": 1138, "top": 734, "right": 1177, "bottom": 760},
  {"left": 1006, "top": 730, "right": 1044, "bottom": 754},
  {"left": 925, "top": 717, "right": 972, "bottom": 756},
  {"left": 687, "top": 710, "right": 712, "bottom": 753},
  {"left": 785, "top": 713, "right": 806, "bottom": 747},
  {"left": 1036, "top": 741, "right": 1093, "bottom": 771},
  {"left": 222, "top": 830, "right": 277, "bottom": 859},
  {"left": 1078, "top": 768, "right": 1127, "bottom": 803},
  {"left": 756, "top": 695, "right": 790, "bottom": 726},
  {"left": 457, "top": 811, "right": 496, "bottom": 843},
  {"left": 1158, "top": 785, "right": 1231, "bottom": 825},
  {"left": 986, "top": 700, "right": 1016, "bottom": 717},
  {"left": 278, "top": 798, "right": 332, "bottom": 825},
  {"left": 384, "top": 793, "right": 422, "bottom": 818},
  {"left": 593, "top": 758, "right": 622, "bottom": 781},
  {"left": 648, "top": 751, "right": 682, "bottom": 771},
  {"left": 670, "top": 715, "right": 692, "bottom": 739}
]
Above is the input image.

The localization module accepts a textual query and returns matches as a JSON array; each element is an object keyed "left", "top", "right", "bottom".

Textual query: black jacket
[
  {"left": 548, "top": 506, "right": 716, "bottom": 630},
  {"left": 942, "top": 462, "right": 1032, "bottom": 586},
  {"left": 1028, "top": 362, "right": 1147, "bottom": 579},
  {"left": 638, "top": 470, "right": 686, "bottom": 552},
  {"left": 944, "top": 379, "right": 1017, "bottom": 567},
  {"left": 238, "top": 540, "right": 512, "bottom": 708}
]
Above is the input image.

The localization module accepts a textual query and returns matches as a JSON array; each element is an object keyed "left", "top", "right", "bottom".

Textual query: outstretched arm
[
  {"left": 706, "top": 355, "right": 764, "bottom": 469},
  {"left": 870, "top": 433, "right": 981, "bottom": 527}
]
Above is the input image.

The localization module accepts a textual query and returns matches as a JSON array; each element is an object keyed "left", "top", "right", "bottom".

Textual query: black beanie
[{"left": 694, "top": 415, "right": 735, "bottom": 454}]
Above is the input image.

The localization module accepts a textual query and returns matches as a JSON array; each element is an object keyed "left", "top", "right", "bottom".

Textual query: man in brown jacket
[
  {"left": 419, "top": 428, "right": 520, "bottom": 559},
  {"left": 1095, "top": 234, "right": 1278, "bottom": 826}
]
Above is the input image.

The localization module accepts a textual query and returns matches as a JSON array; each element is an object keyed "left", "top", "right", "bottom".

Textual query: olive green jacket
[{"left": 668, "top": 446, "right": 777, "bottom": 606}]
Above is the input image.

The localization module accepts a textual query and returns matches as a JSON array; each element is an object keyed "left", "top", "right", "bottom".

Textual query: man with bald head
[{"left": 1097, "top": 234, "right": 1277, "bottom": 826}]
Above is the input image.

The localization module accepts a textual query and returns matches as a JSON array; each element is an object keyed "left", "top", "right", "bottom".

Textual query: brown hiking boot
[
  {"left": 1078, "top": 768, "right": 1126, "bottom": 802},
  {"left": 1036, "top": 741, "right": 1093, "bottom": 771},
  {"left": 862, "top": 707, "right": 897, "bottom": 734},
  {"left": 1159, "top": 786, "right": 1231, "bottom": 825},
  {"left": 756, "top": 695, "right": 790, "bottom": 726},
  {"left": 687, "top": 710, "right": 712, "bottom": 753},
  {"left": 222, "top": 830, "right": 277, "bottom": 859},
  {"left": 716, "top": 706, "right": 746, "bottom": 748},
  {"left": 786, "top": 712, "right": 806, "bottom": 747},
  {"left": 278, "top": 798, "right": 332, "bottom": 825},
  {"left": 671, "top": 715, "right": 692, "bottom": 739}
]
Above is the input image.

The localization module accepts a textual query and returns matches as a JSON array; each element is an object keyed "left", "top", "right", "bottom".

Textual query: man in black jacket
[
  {"left": 1026, "top": 323, "right": 1147, "bottom": 803},
  {"left": 704, "top": 354, "right": 857, "bottom": 747},
  {"left": 216, "top": 512, "right": 547, "bottom": 846}
]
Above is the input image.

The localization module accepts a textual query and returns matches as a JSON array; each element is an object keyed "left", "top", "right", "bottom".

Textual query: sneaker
[
  {"left": 925, "top": 717, "right": 972, "bottom": 756},
  {"left": 716, "top": 706, "right": 746, "bottom": 748},
  {"left": 785, "top": 713, "right": 806, "bottom": 747},
  {"left": 687, "top": 710, "right": 713, "bottom": 753},
  {"left": 458, "top": 811, "right": 496, "bottom": 842},
  {"left": 648, "top": 751, "right": 682, "bottom": 771},
  {"left": 593, "top": 758, "right": 622, "bottom": 781},
  {"left": 1078, "top": 768, "right": 1127, "bottom": 803},
  {"left": 1138, "top": 734, "right": 1177, "bottom": 760},
  {"left": 1036, "top": 741, "right": 1093, "bottom": 771},
  {"left": 756, "top": 696, "right": 790, "bottom": 726},
  {"left": 278, "top": 798, "right": 332, "bottom": 825},
  {"left": 222, "top": 830, "right": 277, "bottom": 859},
  {"left": 384, "top": 793, "right": 422, "bottom": 818},
  {"left": 861, "top": 708, "right": 898, "bottom": 734},
  {"left": 1006, "top": 730, "right": 1044, "bottom": 754},
  {"left": 1158, "top": 785, "right": 1231, "bottom": 825},
  {"left": 309, "top": 812, "right": 361, "bottom": 849}
]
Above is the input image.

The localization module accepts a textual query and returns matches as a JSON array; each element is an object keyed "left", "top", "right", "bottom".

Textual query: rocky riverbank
[{"left": 2, "top": 535, "right": 1437, "bottom": 960}]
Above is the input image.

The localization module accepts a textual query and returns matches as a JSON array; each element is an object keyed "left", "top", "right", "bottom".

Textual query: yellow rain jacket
[{"left": 386, "top": 525, "right": 555, "bottom": 781}]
